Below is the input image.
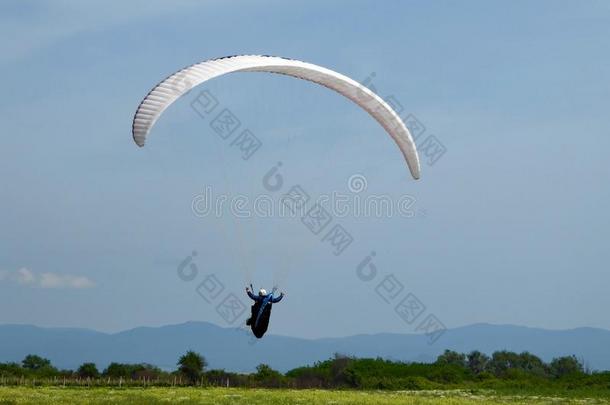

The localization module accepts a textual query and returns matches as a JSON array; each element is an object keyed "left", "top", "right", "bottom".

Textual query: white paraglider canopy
[{"left": 132, "top": 55, "right": 421, "bottom": 180}]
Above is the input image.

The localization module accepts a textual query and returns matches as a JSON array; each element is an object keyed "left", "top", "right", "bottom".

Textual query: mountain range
[{"left": 0, "top": 322, "right": 608, "bottom": 372}]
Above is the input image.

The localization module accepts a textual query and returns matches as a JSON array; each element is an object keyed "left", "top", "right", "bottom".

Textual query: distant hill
[{"left": 0, "top": 322, "right": 608, "bottom": 372}]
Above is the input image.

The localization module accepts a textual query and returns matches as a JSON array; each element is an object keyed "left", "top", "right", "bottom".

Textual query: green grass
[{"left": 0, "top": 387, "right": 609, "bottom": 404}]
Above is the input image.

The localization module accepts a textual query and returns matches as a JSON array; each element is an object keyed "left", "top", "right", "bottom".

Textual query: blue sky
[{"left": 1, "top": 0, "right": 609, "bottom": 339}]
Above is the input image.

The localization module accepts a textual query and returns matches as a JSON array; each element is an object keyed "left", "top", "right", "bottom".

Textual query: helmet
[{"left": 259, "top": 289, "right": 267, "bottom": 296}]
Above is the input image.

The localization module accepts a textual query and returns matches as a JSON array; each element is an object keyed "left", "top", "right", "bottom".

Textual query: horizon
[{"left": 1, "top": 319, "right": 609, "bottom": 338}]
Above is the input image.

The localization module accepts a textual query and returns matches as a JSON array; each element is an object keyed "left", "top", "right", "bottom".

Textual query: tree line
[{"left": 1, "top": 350, "right": 609, "bottom": 394}]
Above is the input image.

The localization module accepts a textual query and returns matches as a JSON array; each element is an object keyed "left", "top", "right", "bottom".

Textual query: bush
[{"left": 77, "top": 363, "right": 99, "bottom": 379}]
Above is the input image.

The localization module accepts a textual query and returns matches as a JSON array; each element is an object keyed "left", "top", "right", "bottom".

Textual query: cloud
[
  {"left": 15, "top": 268, "right": 36, "bottom": 285},
  {"left": 0, "top": 268, "right": 94, "bottom": 289}
]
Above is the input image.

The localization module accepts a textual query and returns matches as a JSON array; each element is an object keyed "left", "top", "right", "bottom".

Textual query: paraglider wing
[{"left": 132, "top": 55, "right": 421, "bottom": 179}]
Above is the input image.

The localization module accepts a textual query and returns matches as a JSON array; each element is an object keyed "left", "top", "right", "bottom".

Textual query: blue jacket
[{"left": 247, "top": 290, "right": 284, "bottom": 303}]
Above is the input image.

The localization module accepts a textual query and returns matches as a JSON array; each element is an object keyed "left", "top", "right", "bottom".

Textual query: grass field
[{"left": 0, "top": 387, "right": 609, "bottom": 404}]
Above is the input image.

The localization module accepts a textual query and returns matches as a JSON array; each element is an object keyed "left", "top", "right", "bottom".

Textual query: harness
[{"left": 254, "top": 287, "right": 278, "bottom": 329}]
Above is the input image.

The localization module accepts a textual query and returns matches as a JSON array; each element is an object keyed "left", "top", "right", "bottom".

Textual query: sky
[{"left": 1, "top": 0, "right": 609, "bottom": 339}]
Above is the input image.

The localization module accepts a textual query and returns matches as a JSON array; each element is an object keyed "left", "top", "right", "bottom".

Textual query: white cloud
[
  {"left": 16, "top": 268, "right": 36, "bottom": 285},
  {"left": 39, "top": 272, "right": 94, "bottom": 289},
  {"left": 0, "top": 267, "right": 94, "bottom": 289}
]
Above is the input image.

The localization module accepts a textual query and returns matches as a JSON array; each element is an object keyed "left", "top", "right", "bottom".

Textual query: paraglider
[
  {"left": 131, "top": 55, "right": 422, "bottom": 338},
  {"left": 245, "top": 285, "right": 284, "bottom": 339}
]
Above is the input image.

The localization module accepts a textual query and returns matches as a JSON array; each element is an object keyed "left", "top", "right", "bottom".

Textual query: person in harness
[{"left": 245, "top": 285, "right": 284, "bottom": 338}]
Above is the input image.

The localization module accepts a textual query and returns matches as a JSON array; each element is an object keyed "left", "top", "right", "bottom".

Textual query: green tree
[
  {"left": 77, "top": 362, "right": 99, "bottom": 378},
  {"left": 515, "top": 352, "right": 547, "bottom": 377},
  {"left": 253, "top": 364, "right": 284, "bottom": 387},
  {"left": 435, "top": 350, "right": 466, "bottom": 368},
  {"left": 177, "top": 351, "right": 207, "bottom": 384},
  {"left": 22, "top": 354, "right": 52, "bottom": 371},
  {"left": 0, "top": 362, "right": 23, "bottom": 377},
  {"left": 103, "top": 363, "right": 130, "bottom": 379},
  {"left": 467, "top": 350, "right": 490, "bottom": 374},
  {"left": 254, "top": 364, "right": 282, "bottom": 380},
  {"left": 102, "top": 362, "right": 164, "bottom": 380},
  {"left": 487, "top": 351, "right": 521, "bottom": 376},
  {"left": 132, "top": 363, "right": 164, "bottom": 380},
  {"left": 550, "top": 355, "right": 584, "bottom": 378}
]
